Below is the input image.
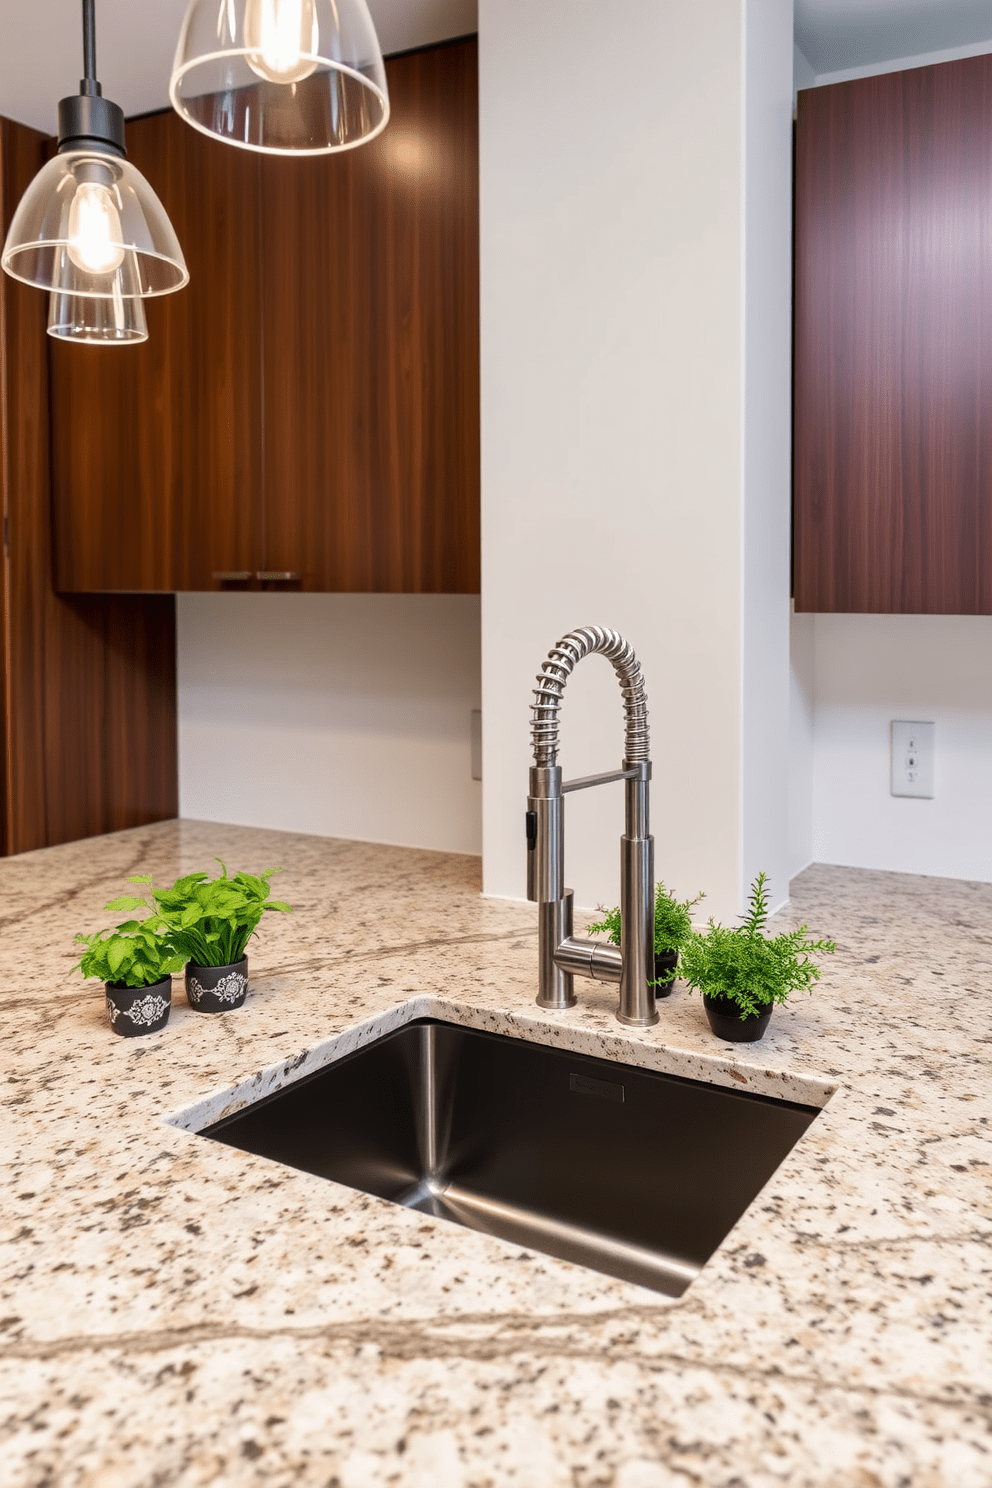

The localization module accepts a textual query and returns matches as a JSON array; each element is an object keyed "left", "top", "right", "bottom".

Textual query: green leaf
[
  {"left": 106, "top": 937, "right": 128, "bottom": 976},
  {"left": 104, "top": 895, "right": 149, "bottom": 913}
]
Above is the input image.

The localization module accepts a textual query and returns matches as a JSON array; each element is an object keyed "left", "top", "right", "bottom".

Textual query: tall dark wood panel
[
  {"left": 794, "top": 57, "right": 992, "bottom": 613},
  {"left": 1, "top": 117, "right": 177, "bottom": 854},
  {"left": 50, "top": 113, "right": 264, "bottom": 592},
  {"left": 260, "top": 37, "right": 480, "bottom": 591}
]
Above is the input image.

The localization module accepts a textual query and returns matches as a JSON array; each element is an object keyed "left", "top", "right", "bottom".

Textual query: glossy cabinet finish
[
  {"left": 1, "top": 117, "right": 177, "bottom": 854},
  {"left": 794, "top": 56, "right": 992, "bottom": 613},
  {"left": 51, "top": 113, "right": 265, "bottom": 592},
  {"left": 50, "top": 38, "right": 480, "bottom": 595},
  {"left": 260, "top": 38, "right": 480, "bottom": 592}
]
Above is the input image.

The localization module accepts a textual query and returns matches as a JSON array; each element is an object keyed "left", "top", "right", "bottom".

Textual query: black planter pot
[
  {"left": 106, "top": 976, "right": 172, "bottom": 1037},
  {"left": 653, "top": 949, "right": 679, "bottom": 998},
  {"left": 186, "top": 956, "right": 249, "bottom": 1013},
  {"left": 703, "top": 993, "right": 773, "bottom": 1043}
]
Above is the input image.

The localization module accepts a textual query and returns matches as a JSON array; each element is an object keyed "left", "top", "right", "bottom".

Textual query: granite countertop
[{"left": 1, "top": 820, "right": 990, "bottom": 1487}]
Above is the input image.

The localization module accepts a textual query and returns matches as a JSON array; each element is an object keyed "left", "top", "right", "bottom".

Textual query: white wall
[
  {"left": 479, "top": 0, "right": 795, "bottom": 922},
  {"left": 743, "top": 0, "right": 796, "bottom": 910},
  {"left": 793, "top": 42, "right": 817, "bottom": 93},
  {"left": 795, "top": 0, "right": 992, "bottom": 79},
  {"left": 793, "top": 36, "right": 992, "bottom": 95},
  {"left": 788, "top": 608, "right": 815, "bottom": 879},
  {"left": 803, "top": 615, "right": 992, "bottom": 882},
  {"left": 177, "top": 594, "right": 482, "bottom": 856},
  {"left": 813, "top": 37, "right": 992, "bottom": 88}
]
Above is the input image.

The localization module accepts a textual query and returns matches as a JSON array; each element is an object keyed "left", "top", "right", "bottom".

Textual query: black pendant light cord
[{"left": 81, "top": 0, "right": 100, "bottom": 96}]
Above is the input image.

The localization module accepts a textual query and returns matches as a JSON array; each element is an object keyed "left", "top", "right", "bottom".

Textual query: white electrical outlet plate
[{"left": 891, "top": 720, "right": 934, "bottom": 798}]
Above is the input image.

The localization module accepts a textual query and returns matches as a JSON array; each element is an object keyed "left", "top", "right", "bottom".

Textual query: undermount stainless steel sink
[{"left": 202, "top": 1019, "right": 820, "bottom": 1296}]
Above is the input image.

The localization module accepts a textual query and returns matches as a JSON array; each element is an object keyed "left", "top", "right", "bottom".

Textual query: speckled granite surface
[{"left": 1, "top": 820, "right": 990, "bottom": 1487}]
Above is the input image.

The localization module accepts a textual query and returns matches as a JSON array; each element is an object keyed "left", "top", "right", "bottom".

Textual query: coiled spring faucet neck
[
  {"left": 526, "top": 627, "right": 657, "bottom": 1028},
  {"left": 531, "top": 625, "right": 650, "bottom": 768}
]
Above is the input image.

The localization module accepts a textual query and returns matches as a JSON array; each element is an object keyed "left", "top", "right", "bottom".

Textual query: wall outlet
[
  {"left": 890, "top": 720, "right": 934, "bottom": 798},
  {"left": 471, "top": 710, "right": 482, "bottom": 781}
]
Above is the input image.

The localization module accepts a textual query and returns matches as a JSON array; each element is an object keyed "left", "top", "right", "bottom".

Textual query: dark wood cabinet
[
  {"left": 1, "top": 118, "right": 177, "bottom": 855},
  {"left": 51, "top": 37, "right": 480, "bottom": 595},
  {"left": 50, "top": 113, "right": 265, "bottom": 591},
  {"left": 794, "top": 56, "right": 992, "bottom": 613},
  {"left": 260, "top": 38, "right": 480, "bottom": 592}
]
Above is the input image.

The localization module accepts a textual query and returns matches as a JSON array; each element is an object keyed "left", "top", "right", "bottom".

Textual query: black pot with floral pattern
[
  {"left": 186, "top": 956, "right": 249, "bottom": 1014},
  {"left": 106, "top": 976, "right": 172, "bottom": 1037}
]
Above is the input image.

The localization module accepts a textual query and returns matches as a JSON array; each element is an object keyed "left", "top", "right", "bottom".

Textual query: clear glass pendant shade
[
  {"left": 170, "top": 0, "right": 389, "bottom": 154},
  {"left": 1, "top": 151, "right": 188, "bottom": 299},
  {"left": 48, "top": 283, "right": 148, "bottom": 343}
]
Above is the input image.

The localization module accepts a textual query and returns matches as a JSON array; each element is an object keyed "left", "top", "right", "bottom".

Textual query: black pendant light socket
[
  {"left": 57, "top": 92, "right": 125, "bottom": 157},
  {"left": 56, "top": 0, "right": 125, "bottom": 157}
]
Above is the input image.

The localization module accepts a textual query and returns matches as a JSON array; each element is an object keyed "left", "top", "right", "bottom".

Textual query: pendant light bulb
[
  {"left": 66, "top": 179, "right": 125, "bottom": 275},
  {"left": 244, "top": 0, "right": 319, "bottom": 85}
]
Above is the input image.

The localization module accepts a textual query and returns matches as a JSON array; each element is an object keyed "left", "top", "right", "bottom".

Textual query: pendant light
[
  {"left": 47, "top": 288, "right": 148, "bottom": 344},
  {"left": 170, "top": 0, "right": 389, "bottom": 155},
  {"left": 2, "top": 0, "right": 188, "bottom": 310}
]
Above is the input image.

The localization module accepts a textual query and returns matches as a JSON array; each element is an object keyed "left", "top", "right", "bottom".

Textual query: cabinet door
[
  {"left": 794, "top": 58, "right": 992, "bottom": 613},
  {"left": 259, "top": 38, "right": 480, "bottom": 592},
  {"left": 51, "top": 112, "right": 264, "bottom": 591}
]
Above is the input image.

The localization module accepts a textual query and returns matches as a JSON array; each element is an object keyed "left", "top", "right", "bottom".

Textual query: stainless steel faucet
[{"left": 526, "top": 626, "right": 657, "bottom": 1027}]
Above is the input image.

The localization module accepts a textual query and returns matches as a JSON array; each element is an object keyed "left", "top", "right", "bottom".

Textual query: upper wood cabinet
[
  {"left": 51, "top": 115, "right": 265, "bottom": 591},
  {"left": 51, "top": 38, "right": 480, "bottom": 595},
  {"left": 794, "top": 56, "right": 992, "bottom": 614},
  {"left": 261, "top": 40, "right": 480, "bottom": 592}
]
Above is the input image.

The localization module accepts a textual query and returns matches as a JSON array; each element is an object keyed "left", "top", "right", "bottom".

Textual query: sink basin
[{"left": 202, "top": 1018, "right": 820, "bottom": 1296}]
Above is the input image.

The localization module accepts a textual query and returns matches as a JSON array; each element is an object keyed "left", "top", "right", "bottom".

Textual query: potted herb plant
[
  {"left": 76, "top": 914, "right": 186, "bottom": 1038},
  {"left": 678, "top": 871, "right": 835, "bottom": 1042},
  {"left": 587, "top": 882, "right": 705, "bottom": 997},
  {"left": 118, "top": 862, "right": 291, "bottom": 1014}
]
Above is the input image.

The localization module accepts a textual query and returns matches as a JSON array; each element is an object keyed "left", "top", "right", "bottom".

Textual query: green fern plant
[
  {"left": 678, "top": 871, "right": 835, "bottom": 1019},
  {"left": 75, "top": 919, "right": 185, "bottom": 989},
  {"left": 588, "top": 881, "right": 705, "bottom": 957},
  {"left": 106, "top": 861, "right": 291, "bottom": 968}
]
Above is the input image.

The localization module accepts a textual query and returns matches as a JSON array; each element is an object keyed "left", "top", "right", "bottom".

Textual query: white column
[
  {"left": 480, "top": 0, "right": 794, "bottom": 921},
  {"left": 742, "top": 0, "right": 796, "bottom": 911}
]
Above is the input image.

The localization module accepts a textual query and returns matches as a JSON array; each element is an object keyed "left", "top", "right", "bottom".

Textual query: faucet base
[
  {"left": 535, "top": 992, "right": 578, "bottom": 1011},
  {"left": 616, "top": 1009, "right": 660, "bottom": 1029}
]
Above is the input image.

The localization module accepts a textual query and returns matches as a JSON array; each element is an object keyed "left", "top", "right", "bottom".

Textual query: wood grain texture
[
  {"left": 259, "top": 37, "right": 480, "bottom": 592},
  {"left": 50, "top": 113, "right": 265, "bottom": 592},
  {"left": 51, "top": 39, "right": 479, "bottom": 596},
  {"left": 1, "top": 116, "right": 177, "bottom": 854},
  {"left": 794, "top": 56, "right": 992, "bottom": 613}
]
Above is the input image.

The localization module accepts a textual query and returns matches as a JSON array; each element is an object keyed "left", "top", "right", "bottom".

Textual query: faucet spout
[{"left": 526, "top": 627, "right": 657, "bottom": 1028}]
